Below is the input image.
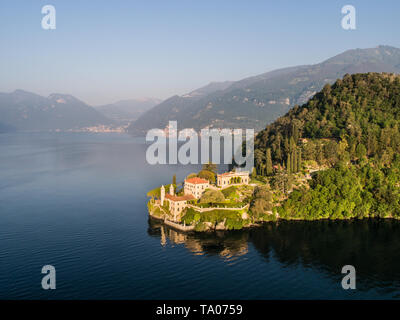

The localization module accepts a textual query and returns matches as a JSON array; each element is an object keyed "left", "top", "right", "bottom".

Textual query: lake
[{"left": 0, "top": 132, "right": 399, "bottom": 299}]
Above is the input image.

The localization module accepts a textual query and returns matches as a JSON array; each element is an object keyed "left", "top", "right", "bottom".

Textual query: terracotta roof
[
  {"left": 217, "top": 171, "right": 249, "bottom": 177},
  {"left": 218, "top": 172, "right": 233, "bottom": 176},
  {"left": 185, "top": 177, "right": 209, "bottom": 184},
  {"left": 165, "top": 194, "right": 195, "bottom": 202}
]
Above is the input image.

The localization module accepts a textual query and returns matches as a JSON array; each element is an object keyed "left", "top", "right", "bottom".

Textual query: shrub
[
  {"left": 181, "top": 208, "right": 197, "bottom": 225},
  {"left": 194, "top": 222, "right": 209, "bottom": 232},
  {"left": 200, "top": 189, "right": 225, "bottom": 203},
  {"left": 221, "top": 186, "right": 239, "bottom": 200}
]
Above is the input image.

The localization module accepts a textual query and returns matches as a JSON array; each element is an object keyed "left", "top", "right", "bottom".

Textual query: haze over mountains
[
  {"left": 0, "top": 90, "right": 162, "bottom": 132},
  {"left": 128, "top": 45, "right": 400, "bottom": 135},
  {"left": 1, "top": 46, "right": 400, "bottom": 134},
  {"left": 0, "top": 90, "right": 113, "bottom": 131},
  {"left": 95, "top": 98, "right": 162, "bottom": 123}
]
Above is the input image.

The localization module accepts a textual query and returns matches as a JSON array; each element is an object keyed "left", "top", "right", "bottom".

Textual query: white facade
[
  {"left": 217, "top": 171, "right": 250, "bottom": 187},
  {"left": 184, "top": 177, "right": 209, "bottom": 199}
]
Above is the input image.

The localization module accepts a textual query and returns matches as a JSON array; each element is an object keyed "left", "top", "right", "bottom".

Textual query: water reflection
[
  {"left": 148, "top": 218, "right": 400, "bottom": 293},
  {"left": 148, "top": 218, "right": 249, "bottom": 259}
]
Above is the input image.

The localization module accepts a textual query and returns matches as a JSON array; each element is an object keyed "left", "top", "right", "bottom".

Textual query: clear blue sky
[{"left": 0, "top": 0, "right": 399, "bottom": 105}]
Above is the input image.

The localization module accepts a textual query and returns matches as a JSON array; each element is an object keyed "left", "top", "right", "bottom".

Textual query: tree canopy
[
  {"left": 200, "top": 189, "right": 225, "bottom": 203},
  {"left": 254, "top": 73, "right": 400, "bottom": 171},
  {"left": 202, "top": 161, "right": 217, "bottom": 173},
  {"left": 198, "top": 169, "right": 216, "bottom": 183}
]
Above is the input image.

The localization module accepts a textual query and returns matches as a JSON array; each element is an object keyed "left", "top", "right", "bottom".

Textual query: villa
[
  {"left": 216, "top": 171, "right": 249, "bottom": 187},
  {"left": 160, "top": 184, "right": 195, "bottom": 222},
  {"left": 154, "top": 170, "right": 250, "bottom": 224},
  {"left": 184, "top": 177, "right": 209, "bottom": 199}
]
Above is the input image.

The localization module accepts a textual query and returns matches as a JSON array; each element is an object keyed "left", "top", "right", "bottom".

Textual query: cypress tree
[
  {"left": 292, "top": 150, "right": 297, "bottom": 173},
  {"left": 266, "top": 148, "right": 273, "bottom": 175},
  {"left": 287, "top": 154, "right": 291, "bottom": 174},
  {"left": 289, "top": 136, "right": 296, "bottom": 152},
  {"left": 292, "top": 124, "right": 299, "bottom": 142},
  {"left": 284, "top": 137, "right": 290, "bottom": 155},
  {"left": 297, "top": 149, "right": 302, "bottom": 172}
]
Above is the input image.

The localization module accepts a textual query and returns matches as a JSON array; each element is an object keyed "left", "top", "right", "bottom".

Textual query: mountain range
[
  {"left": 95, "top": 98, "right": 162, "bottom": 123},
  {"left": 128, "top": 45, "right": 400, "bottom": 135},
  {"left": 0, "top": 90, "right": 113, "bottom": 131},
  {"left": 2, "top": 45, "right": 400, "bottom": 134}
]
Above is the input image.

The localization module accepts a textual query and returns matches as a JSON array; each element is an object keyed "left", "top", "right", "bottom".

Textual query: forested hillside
[{"left": 253, "top": 73, "right": 400, "bottom": 220}]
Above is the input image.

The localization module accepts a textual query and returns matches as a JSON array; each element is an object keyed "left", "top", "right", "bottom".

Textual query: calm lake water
[{"left": 0, "top": 132, "right": 400, "bottom": 299}]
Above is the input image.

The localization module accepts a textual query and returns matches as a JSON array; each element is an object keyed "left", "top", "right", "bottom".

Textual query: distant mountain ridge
[
  {"left": 95, "top": 98, "right": 162, "bottom": 123},
  {"left": 128, "top": 45, "right": 400, "bottom": 135},
  {"left": 0, "top": 90, "right": 113, "bottom": 131}
]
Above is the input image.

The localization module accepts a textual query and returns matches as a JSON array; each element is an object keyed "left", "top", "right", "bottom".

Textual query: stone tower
[
  {"left": 169, "top": 184, "right": 174, "bottom": 195},
  {"left": 160, "top": 185, "right": 165, "bottom": 205}
]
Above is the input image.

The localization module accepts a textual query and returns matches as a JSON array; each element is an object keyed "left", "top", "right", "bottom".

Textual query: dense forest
[{"left": 253, "top": 73, "right": 400, "bottom": 220}]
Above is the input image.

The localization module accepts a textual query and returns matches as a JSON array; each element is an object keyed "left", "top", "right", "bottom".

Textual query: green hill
[
  {"left": 254, "top": 73, "right": 400, "bottom": 163},
  {"left": 253, "top": 72, "right": 400, "bottom": 220}
]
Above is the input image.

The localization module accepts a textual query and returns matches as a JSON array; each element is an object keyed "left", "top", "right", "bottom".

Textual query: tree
[
  {"left": 287, "top": 153, "right": 292, "bottom": 174},
  {"left": 292, "top": 123, "right": 299, "bottom": 142},
  {"left": 297, "top": 149, "right": 302, "bottom": 172},
  {"left": 254, "top": 149, "right": 264, "bottom": 175},
  {"left": 172, "top": 174, "right": 176, "bottom": 186},
  {"left": 249, "top": 186, "right": 273, "bottom": 219},
  {"left": 303, "top": 140, "right": 316, "bottom": 160},
  {"left": 187, "top": 173, "right": 197, "bottom": 179},
  {"left": 292, "top": 150, "right": 297, "bottom": 173},
  {"left": 316, "top": 143, "right": 324, "bottom": 165},
  {"left": 356, "top": 143, "right": 367, "bottom": 160},
  {"left": 266, "top": 148, "right": 273, "bottom": 175},
  {"left": 198, "top": 170, "right": 216, "bottom": 183},
  {"left": 284, "top": 137, "right": 290, "bottom": 155},
  {"left": 338, "top": 138, "right": 349, "bottom": 161},
  {"left": 202, "top": 161, "right": 217, "bottom": 173},
  {"left": 289, "top": 136, "right": 296, "bottom": 152},
  {"left": 324, "top": 140, "right": 338, "bottom": 166}
]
